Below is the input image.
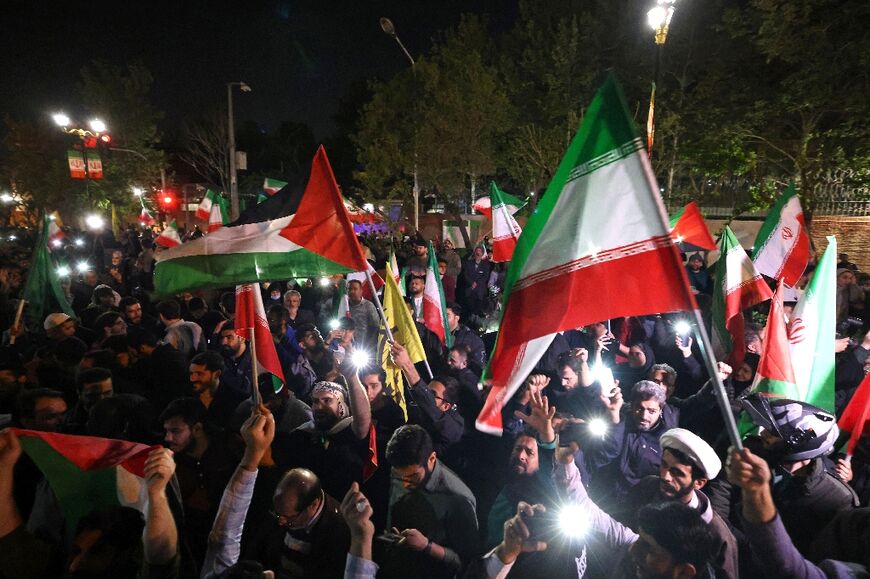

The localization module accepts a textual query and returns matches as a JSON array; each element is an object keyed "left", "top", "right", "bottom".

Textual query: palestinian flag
[
  {"left": 752, "top": 185, "right": 810, "bottom": 287},
  {"left": 748, "top": 279, "right": 800, "bottom": 400},
  {"left": 155, "top": 220, "right": 182, "bottom": 248},
  {"left": 12, "top": 429, "right": 157, "bottom": 529},
  {"left": 788, "top": 236, "right": 836, "bottom": 412},
  {"left": 711, "top": 226, "right": 773, "bottom": 368},
  {"left": 423, "top": 241, "right": 452, "bottom": 347},
  {"left": 236, "top": 283, "right": 286, "bottom": 391},
  {"left": 669, "top": 201, "right": 716, "bottom": 251},
  {"left": 490, "top": 182, "right": 523, "bottom": 263},
  {"left": 196, "top": 189, "right": 219, "bottom": 221},
  {"left": 22, "top": 215, "right": 75, "bottom": 323},
  {"left": 473, "top": 189, "right": 526, "bottom": 219},
  {"left": 477, "top": 74, "right": 696, "bottom": 435},
  {"left": 208, "top": 194, "right": 230, "bottom": 232},
  {"left": 154, "top": 146, "right": 369, "bottom": 296},
  {"left": 838, "top": 371, "right": 870, "bottom": 457},
  {"left": 264, "top": 177, "right": 288, "bottom": 196}
]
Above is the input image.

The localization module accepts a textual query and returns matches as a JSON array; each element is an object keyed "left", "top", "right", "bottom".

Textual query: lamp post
[
  {"left": 380, "top": 17, "right": 420, "bottom": 232},
  {"left": 227, "top": 81, "right": 251, "bottom": 221},
  {"left": 646, "top": 0, "right": 676, "bottom": 157}
]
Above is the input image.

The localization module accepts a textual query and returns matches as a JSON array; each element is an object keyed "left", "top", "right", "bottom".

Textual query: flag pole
[
  {"left": 248, "top": 327, "right": 262, "bottom": 407},
  {"left": 9, "top": 299, "right": 25, "bottom": 345},
  {"left": 650, "top": 202, "right": 743, "bottom": 450}
]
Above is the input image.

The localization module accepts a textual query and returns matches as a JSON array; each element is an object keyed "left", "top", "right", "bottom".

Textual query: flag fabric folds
[
  {"left": 711, "top": 226, "right": 773, "bottom": 368},
  {"left": 264, "top": 177, "right": 288, "bottom": 196},
  {"left": 477, "top": 73, "right": 696, "bottom": 435},
  {"left": 381, "top": 262, "right": 427, "bottom": 421},
  {"left": 139, "top": 208, "right": 156, "bottom": 227},
  {"left": 235, "top": 284, "right": 286, "bottom": 391},
  {"left": 154, "top": 147, "right": 364, "bottom": 296},
  {"left": 490, "top": 182, "right": 523, "bottom": 263},
  {"left": 473, "top": 190, "right": 526, "bottom": 218},
  {"left": 196, "top": 189, "right": 218, "bottom": 221},
  {"left": 347, "top": 263, "right": 385, "bottom": 301},
  {"left": 22, "top": 215, "right": 75, "bottom": 323},
  {"left": 752, "top": 184, "right": 811, "bottom": 287},
  {"left": 12, "top": 428, "right": 156, "bottom": 528},
  {"left": 788, "top": 236, "right": 837, "bottom": 412},
  {"left": 669, "top": 201, "right": 716, "bottom": 251},
  {"left": 423, "top": 241, "right": 452, "bottom": 348},
  {"left": 749, "top": 279, "right": 799, "bottom": 400},
  {"left": 155, "top": 220, "right": 182, "bottom": 248},
  {"left": 838, "top": 372, "right": 870, "bottom": 457},
  {"left": 208, "top": 194, "right": 230, "bottom": 232},
  {"left": 47, "top": 218, "right": 65, "bottom": 247}
]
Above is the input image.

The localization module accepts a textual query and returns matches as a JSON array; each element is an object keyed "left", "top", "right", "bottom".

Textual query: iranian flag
[
  {"left": 389, "top": 249, "right": 403, "bottom": 296},
  {"left": 195, "top": 189, "right": 219, "bottom": 221},
  {"left": 154, "top": 146, "right": 368, "bottom": 296},
  {"left": 347, "top": 262, "right": 385, "bottom": 301},
  {"left": 711, "top": 226, "right": 773, "bottom": 368},
  {"left": 264, "top": 177, "right": 288, "bottom": 196},
  {"left": 155, "top": 220, "right": 182, "bottom": 248},
  {"left": 788, "top": 236, "right": 836, "bottom": 412},
  {"left": 752, "top": 185, "right": 810, "bottom": 287},
  {"left": 235, "top": 283, "right": 286, "bottom": 391},
  {"left": 47, "top": 217, "right": 65, "bottom": 247},
  {"left": 422, "top": 241, "right": 453, "bottom": 347},
  {"left": 12, "top": 429, "right": 157, "bottom": 528},
  {"left": 208, "top": 194, "right": 230, "bottom": 232},
  {"left": 490, "top": 182, "right": 523, "bottom": 263},
  {"left": 749, "top": 279, "right": 800, "bottom": 400},
  {"left": 139, "top": 207, "right": 156, "bottom": 227},
  {"left": 473, "top": 189, "right": 526, "bottom": 218},
  {"left": 476, "top": 74, "right": 696, "bottom": 435},
  {"left": 670, "top": 201, "right": 716, "bottom": 251}
]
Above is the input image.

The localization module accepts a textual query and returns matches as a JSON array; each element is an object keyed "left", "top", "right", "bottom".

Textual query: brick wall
[{"left": 809, "top": 216, "right": 870, "bottom": 273}]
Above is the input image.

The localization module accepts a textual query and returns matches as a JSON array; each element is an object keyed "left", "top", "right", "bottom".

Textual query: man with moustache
[{"left": 189, "top": 351, "right": 248, "bottom": 429}]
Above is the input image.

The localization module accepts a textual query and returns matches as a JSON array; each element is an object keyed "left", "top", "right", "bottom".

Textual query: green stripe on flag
[
  {"left": 752, "top": 184, "right": 797, "bottom": 260},
  {"left": 20, "top": 436, "right": 119, "bottom": 529}
]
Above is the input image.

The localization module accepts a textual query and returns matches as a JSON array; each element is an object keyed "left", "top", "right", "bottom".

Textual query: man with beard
[
  {"left": 622, "top": 429, "right": 738, "bottom": 578},
  {"left": 588, "top": 380, "right": 677, "bottom": 511},
  {"left": 189, "top": 351, "right": 248, "bottom": 429},
  {"left": 407, "top": 275, "right": 426, "bottom": 322},
  {"left": 445, "top": 345, "right": 483, "bottom": 431},
  {"left": 272, "top": 359, "right": 372, "bottom": 502},
  {"left": 218, "top": 322, "right": 252, "bottom": 395},
  {"left": 380, "top": 424, "right": 479, "bottom": 579},
  {"left": 119, "top": 297, "right": 160, "bottom": 335},
  {"left": 288, "top": 323, "right": 335, "bottom": 401},
  {"left": 346, "top": 279, "right": 379, "bottom": 350},
  {"left": 160, "top": 397, "right": 235, "bottom": 565}
]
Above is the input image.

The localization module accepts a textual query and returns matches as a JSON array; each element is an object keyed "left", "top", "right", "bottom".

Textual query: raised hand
[
  {"left": 570, "top": 348, "right": 589, "bottom": 364},
  {"left": 240, "top": 405, "right": 275, "bottom": 471},
  {"left": 499, "top": 501, "right": 548, "bottom": 565},
  {"left": 0, "top": 429, "right": 22, "bottom": 469},
  {"left": 514, "top": 389, "right": 556, "bottom": 442},
  {"left": 143, "top": 447, "right": 175, "bottom": 497},
  {"left": 599, "top": 382, "right": 623, "bottom": 422},
  {"left": 340, "top": 482, "right": 375, "bottom": 542},
  {"left": 726, "top": 447, "right": 771, "bottom": 493},
  {"left": 526, "top": 374, "right": 550, "bottom": 395}
]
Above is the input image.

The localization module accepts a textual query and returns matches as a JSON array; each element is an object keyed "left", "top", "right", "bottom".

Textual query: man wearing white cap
[
  {"left": 43, "top": 313, "right": 77, "bottom": 341},
  {"left": 623, "top": 427, "right": 738, "bottom": 579}
]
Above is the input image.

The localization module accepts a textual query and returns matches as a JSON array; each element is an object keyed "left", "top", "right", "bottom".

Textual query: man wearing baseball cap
[
  {"left": 43, "top": 313, "right": 76, "bottom": 341},
  {"left": 622, "top": 427, "right": 738, "bottom": 578}
]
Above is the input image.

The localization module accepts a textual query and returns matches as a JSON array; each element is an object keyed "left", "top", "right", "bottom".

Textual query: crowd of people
[{"left": 0, "top": 224, "right": 868, "bottom": 579}]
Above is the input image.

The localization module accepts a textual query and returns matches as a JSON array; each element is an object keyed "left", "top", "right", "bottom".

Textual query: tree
[{"left": 179, "top": 113, "right": 230, "bottom": 194}]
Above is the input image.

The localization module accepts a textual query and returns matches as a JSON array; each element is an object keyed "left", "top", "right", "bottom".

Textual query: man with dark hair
[
  {"left": 80, "top": 285, "right": 117, "bottom": 330},
  {"left": 65, "top": 366, "right": 114, "bottom": 434},
  {"left": 157, "top": 299, "right": 205, "bottom": 360},
  {"left": 93, "top": 311, "right": 127, "bottom": 346},
  {"left": 16, "top": 388, "right": 67, "bottom": 432},
  {"left": 160, "top": 397, "right": 235, "bottom": 564},
  {"left": 381, "top": 424, "right": 479, "bottom": 579},
  {"left": 445, "top": 302, "right": 486, "bottom": 373},
  {"left": 346, "top": 279, "right": 379, "bottom": 350},
  {"left": 120, "top": 296, "right": 159, "bottom": 334},
  {"left": 437, "top": 257, "right": 456, "bottom": 302},
  {"left": 219, "top": 321, "right": 252, "bottom": 395},
  {"left": 190, "top": 351, "right": 248, "bottom": 429}
]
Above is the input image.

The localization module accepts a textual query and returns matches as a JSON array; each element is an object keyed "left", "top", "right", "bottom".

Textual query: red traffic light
[
  {"left": 163, "top": 195, "right": 173, "bottom": 204},
  {"left": 83, "top": 136, "right": 98, "bottom": 149},
  {"left": 99, "top": 134, "right": 112, "bottom": 144},
  {"left": 159, "top": 190, "right": 177, "bottom": 211}
]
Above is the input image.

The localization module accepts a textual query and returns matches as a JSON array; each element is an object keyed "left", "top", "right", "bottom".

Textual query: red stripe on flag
[
  {"left": 422, "top": 296, "right": 446, "bottom": 344},
  {"left": 838, "top": 372, "right": 870, "bottom": 456},
  {"left": 496, "top": 244, "right": 693, "bottom": 351}
]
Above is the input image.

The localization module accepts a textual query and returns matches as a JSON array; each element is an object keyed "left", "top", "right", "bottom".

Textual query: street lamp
[
  {"left": 89, "top": 118, "right": 107, "bottom": 133},
  {"left": 52, "top": 113, "right": 71, "bottom": 127},
  {"left": 227, "top": 81, "right": 251, "bottom": 221},
  {"left": 380, "top": 17, "right": 420, "bottom": 232},
  {"left": 646, "top": 0, "right": 676, "bottom": 156}
]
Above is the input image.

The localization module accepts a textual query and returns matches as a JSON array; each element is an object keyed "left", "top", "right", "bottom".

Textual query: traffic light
[
  {"left": 99, "top": 134, "right": 112, "bottom": 145},
  {"left": 159, "top": 190, "right": 177, "bottom": 212}
]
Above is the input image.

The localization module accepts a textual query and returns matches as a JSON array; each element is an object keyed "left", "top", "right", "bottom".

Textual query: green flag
[{"left": 22, "top": 215, "right": 75, "bottom": 324}]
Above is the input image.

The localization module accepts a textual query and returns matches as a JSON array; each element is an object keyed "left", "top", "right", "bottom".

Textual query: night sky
[{"left": 3, "top": 0, "right": 517, "bottom": 139}]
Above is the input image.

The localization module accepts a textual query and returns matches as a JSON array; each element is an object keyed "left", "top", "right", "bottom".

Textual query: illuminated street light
[
  {"left": 89, "top": 118, "right": 107, "bottom": 133},
  {"left": 645, "top": 0, "right": 677, "bottom": 155},
  {"left": 52, "top": 113, "right": 71, "bottom": 127},
  {"left": 132, "top": 187, "right": 144, "bottom": 197}
]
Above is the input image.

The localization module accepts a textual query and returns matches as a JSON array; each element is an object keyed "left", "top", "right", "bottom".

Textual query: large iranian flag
[
  {"left": 13, "top": 429, "right": 156, "bottom": 529},
  {"left": 711, "top": 226, "right": 773, "bottom": 368},
  {"left": 490, "top": 182, "right": 523, "bottom": 263},
  {"left": 752, "top": 184, "right": 810, "bottom": 287},
  {"left": 788, "top": 236, "right": 836, "bottom": 412},
  {"left": 423, "top": 241, "right": 452, "bottom": 347},
  {"left": 154, "top": 146, "right": 368, "bottom": 296},
  {"left": 476, "top": 74, "right": 696, "bottom": 435}
]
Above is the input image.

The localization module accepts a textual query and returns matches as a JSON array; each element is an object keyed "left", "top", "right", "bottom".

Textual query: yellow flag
[{"left": 381, "top": 263, "right": 427, "bottom": 420}]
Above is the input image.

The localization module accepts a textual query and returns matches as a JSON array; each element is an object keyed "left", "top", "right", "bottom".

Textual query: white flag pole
[{"left": 248, "top": 328, "right": 261, "bottom": 408}]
